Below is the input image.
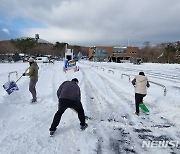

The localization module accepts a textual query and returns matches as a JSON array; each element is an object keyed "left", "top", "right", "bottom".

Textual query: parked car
[
  {"left": 36, "top": 57, "right": 49, "bottom": 63},
  {"left": 23, "top": 56, "right": 29, "bottom": 62},
  {"left": 73, "top": 56, "right": 79, "bottom": 62}
]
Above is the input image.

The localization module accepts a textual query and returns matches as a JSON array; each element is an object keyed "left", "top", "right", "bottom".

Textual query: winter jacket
[
  {"left": 57, "top": 81, "right": 81, "bottom": 102},
  {"left": 25, "top": 62, "right": 39, "bottom": 81},
  {"left": 132, "top": 75, "right": 150, "bottom": 94}
]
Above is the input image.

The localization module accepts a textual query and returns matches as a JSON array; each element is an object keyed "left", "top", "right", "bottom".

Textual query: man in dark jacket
[
  {"left": 49, "top": 78, "right": 88, "bottom": 136},
  {"left": 23, "top": 57, "right": 39, "bottom": 103}
]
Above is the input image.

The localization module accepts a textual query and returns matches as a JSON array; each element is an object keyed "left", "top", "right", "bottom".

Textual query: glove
[{"left": 22, "top": 73, "right": 26, "bottom": 76}]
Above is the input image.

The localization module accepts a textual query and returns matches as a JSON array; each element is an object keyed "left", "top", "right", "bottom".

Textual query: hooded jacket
[
  {"left": 25, "top": 62, "right": 39, "bottom": 81},
  {"left": 132, "top": 75, "right": 150, "bottom": 94},
  {"left": 57, "top": 81, "right": 81, "bottom": 102}
]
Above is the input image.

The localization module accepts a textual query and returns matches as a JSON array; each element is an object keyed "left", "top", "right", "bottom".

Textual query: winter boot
[
  {"left": 135, "top": 112, "right": 140, "bottom": 116},
  {"left": 50, "top": 131, "right": 55, "bottom": 136},
  {"left": 80, "top": 123, "right": 88, "bottom": 130},
  {"left": 31, "top": 98, "right": 37, "bottom": 103},
  {"left": 49, "top": 128, "right": 56, "bottom": 136}
]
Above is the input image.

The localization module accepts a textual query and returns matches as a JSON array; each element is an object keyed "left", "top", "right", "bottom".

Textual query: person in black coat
[{"left": 49, "top": 78, "right": 88, "bottom": 135}]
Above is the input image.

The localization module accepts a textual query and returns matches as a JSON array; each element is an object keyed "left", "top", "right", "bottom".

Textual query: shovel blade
[
  {"left": 3, "top": 81, "right": 19, "bottom": 95},
  {"left": 139, "top": 104, "right": 149, "bottom": 112},
  {"left": 85, "top": 115, "right": 92, "bottom": 120}
]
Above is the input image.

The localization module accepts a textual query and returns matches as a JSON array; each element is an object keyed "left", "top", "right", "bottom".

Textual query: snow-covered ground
[{"left": 0, "top": 61, "right": 180, "bottom": 154}]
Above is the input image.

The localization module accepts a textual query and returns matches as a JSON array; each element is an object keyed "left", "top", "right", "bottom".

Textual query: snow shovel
[
  {"left": 3, "top": 81, "right": 19, "bottom": 95},
  {"left": 139, "top": 103, "right": 149, "bottom": 112},
  {"left": 3, "top": 68, "right": 29, "bottom": 95}
]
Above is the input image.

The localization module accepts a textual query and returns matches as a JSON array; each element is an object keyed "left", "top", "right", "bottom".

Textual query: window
[{"left": 113, "top": 47, "right": 127, "bottom": 53}]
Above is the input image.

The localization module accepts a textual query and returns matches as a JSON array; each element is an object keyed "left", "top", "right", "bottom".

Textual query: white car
[{"left": 36, "top": 57, "right": 49, "bottom": 63}]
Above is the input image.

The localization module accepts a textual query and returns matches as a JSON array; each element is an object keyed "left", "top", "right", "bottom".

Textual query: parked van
[{"left": 36, "top": 57, "right": 49, "bottom": 63}]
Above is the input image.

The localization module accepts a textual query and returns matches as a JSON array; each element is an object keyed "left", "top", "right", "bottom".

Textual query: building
[
  {"left": 65, "top": 49, "right": 73, "bottom": 61},
  {"left": 112, "top": 46, "right": 140, "bottom": 63},
  {"left": 89, "top": 46, "right": 112, "bottom": 62},
  {"left": 89, "top": 46, "right": 140, "bottom": 63}
]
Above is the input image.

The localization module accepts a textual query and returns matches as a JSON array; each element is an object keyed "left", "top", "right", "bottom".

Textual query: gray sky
[{"left": 0, "top": 0, "right": 180, "bottom": 46}]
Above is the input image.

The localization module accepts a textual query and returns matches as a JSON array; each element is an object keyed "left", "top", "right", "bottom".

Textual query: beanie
[
  {"left": 139, "top": 72, "right": 145, "bottom": 76},
  {"left": 28, "top": 57, "right": 35, "bottom": 62},
  {"left": 71, "top": 78, "right": 79, "bottom": 83}
]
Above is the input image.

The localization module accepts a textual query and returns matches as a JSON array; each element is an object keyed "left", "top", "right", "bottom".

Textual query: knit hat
[
  {"left": 139, "top": 72, "right": 145, "bottom": 76},
  {"left": 28, "top": 57, "right": 35, "bottom": 62},
  {"left": 71, "top": 78, "right": 79, "bottom": 83}
]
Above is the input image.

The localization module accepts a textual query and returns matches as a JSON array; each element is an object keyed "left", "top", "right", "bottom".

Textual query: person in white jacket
[{"left": 132, "top": 72, "right": 150, "bottom": 116}]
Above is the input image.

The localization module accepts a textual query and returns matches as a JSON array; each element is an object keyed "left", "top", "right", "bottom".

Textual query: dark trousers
[
  {"left": 135, "top": 93, "right": 146, "bottom": 113},
  {"left": 50, "top": 98, "right": 86, "bottom": 131},
  {"left": 29, "top": 79, "right": 38, "bottom": 100}
]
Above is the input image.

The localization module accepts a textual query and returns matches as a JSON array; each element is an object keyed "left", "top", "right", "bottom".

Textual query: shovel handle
[
  {"left": 16, "top": 68, "right": 29, "bottom": 83},
  {"left": 16, "top": 75, "right": 23, "bottom": 83}
]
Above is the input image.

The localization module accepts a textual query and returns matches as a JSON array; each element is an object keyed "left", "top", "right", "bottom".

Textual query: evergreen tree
[
  {"left": 164, "top": 43, "right": 176, "bottom": 63},
  {"left": 11, "top": 38, "right": 37, "bottom": 54},
  {"left": 53, "top": 42, "right": 67, "bottom": 57},
  {"left": 12, "top": 53, "right": 21, "bottom": 62},
  {"left": 73, "top": 45, "right": 82, "bottom": 56}
]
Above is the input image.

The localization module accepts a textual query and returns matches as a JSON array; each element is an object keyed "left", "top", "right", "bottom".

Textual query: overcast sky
[{"left": 0, "top": 0, "right": 180, "bottom": 47}]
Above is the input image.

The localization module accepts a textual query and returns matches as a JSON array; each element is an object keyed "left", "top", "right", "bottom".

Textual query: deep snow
[{"left": 0, "top": 61, "right": 180, "bottom": 154}]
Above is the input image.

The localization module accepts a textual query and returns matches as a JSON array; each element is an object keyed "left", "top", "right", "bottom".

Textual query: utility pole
[{"left": 128, "top": 38, "right": 130, "bottom": 46}]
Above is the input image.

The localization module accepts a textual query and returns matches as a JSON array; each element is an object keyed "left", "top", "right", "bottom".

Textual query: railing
[
  {"left": 149, "top": 81, "right": 167, "bottom": 96},
  {"left": 108, "top": 70, "right": 114, "bottom": 74},
  {"left": 101, "top": 68, "right": 105, "bottom": 71},
  {"left": 80, "top": 62, "right": 168, "bottom": 96},
  {"left": 8, "top": 71, "right": 18, "bottom": 82},
  {"left": 121, "top": 74, "right": 131, "bottom": 82}
]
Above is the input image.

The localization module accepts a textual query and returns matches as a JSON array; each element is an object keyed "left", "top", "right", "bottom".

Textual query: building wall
[
  {"left": 113, "top": 46, "right": 140, "bottom": 58},
  {"left": 96, "top": 46, "right": 113, "bottom": 56},
  {"left": 88, "top": 47, "right": 95, "bottom": 59},
  {"left": 88, "top": 46, "right": 140, "bottom": 62},
  {"left": 88, "top": 46, "right": 113, "bottom": 59}
]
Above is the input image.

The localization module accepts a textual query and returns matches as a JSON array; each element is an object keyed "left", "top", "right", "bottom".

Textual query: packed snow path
[{"left": 0, "top": 61, "right": 180, "bottom": 154}]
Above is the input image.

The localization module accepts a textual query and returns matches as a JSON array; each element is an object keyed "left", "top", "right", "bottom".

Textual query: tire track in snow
[
  {"left": 81, "top": 65, "right": 180, "bottom": 154},
  {"left": 81, "top": 68, "right": 123, "bottom": 120},
  {"left": 81, "top": 67, "right": 138, "bottom": 154},
  {"left": 93, "top": 69, "right": 180, "bottom": 154}
]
